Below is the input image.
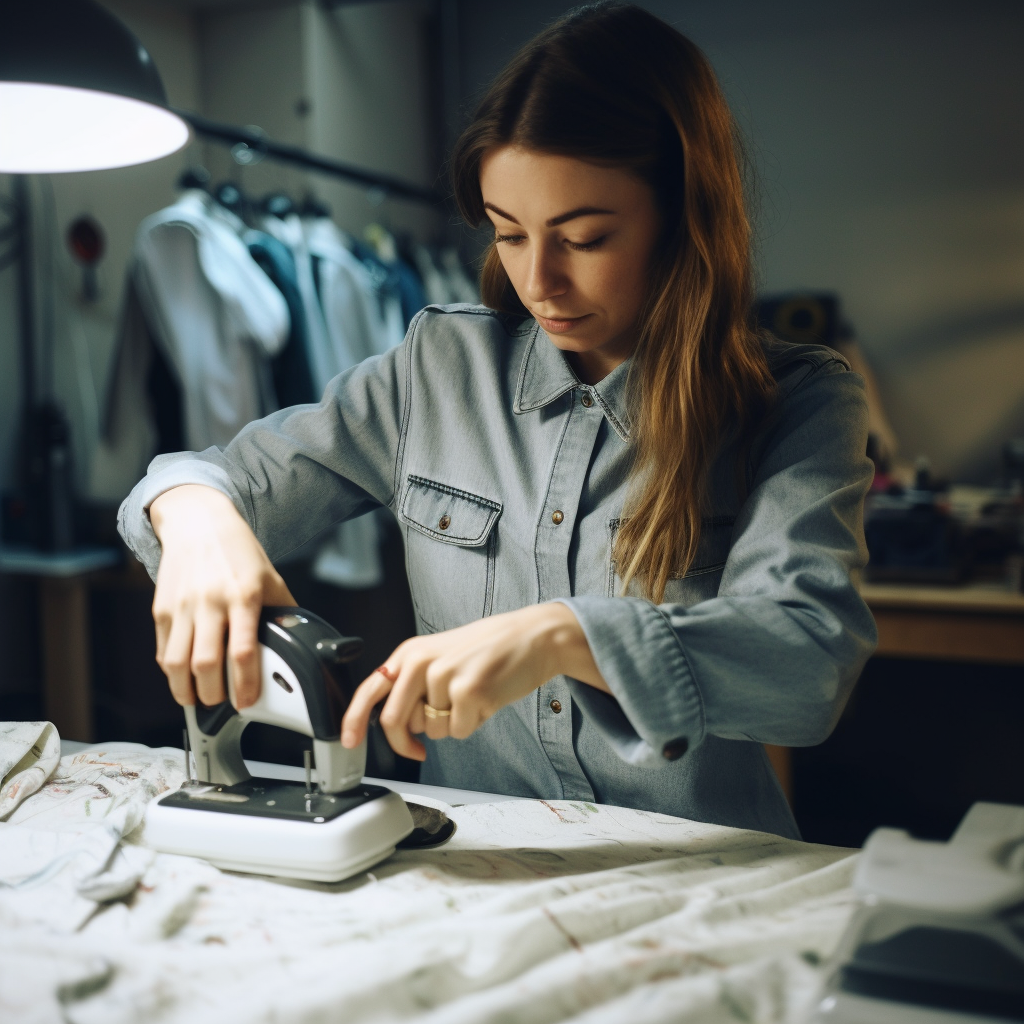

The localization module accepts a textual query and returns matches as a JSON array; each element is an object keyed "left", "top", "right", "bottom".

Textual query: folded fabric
[
  {"left": 0, "top": 721, "right": 61, "bottom": 820},
  {"left": 0, "top": 742, "right": 187, "bottom": 933}
]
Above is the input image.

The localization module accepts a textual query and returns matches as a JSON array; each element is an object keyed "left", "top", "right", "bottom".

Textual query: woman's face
[{"left": 479, "top": 145, "right": 662, "bottom": 383}]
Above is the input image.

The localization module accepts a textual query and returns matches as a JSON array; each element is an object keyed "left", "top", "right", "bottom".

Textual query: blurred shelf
[
  {"left": 0, "top": 546, "right": 120, "bottom": 577},
  {"left": 860, "top": 580, "right": 1024, "bottom": 664}
]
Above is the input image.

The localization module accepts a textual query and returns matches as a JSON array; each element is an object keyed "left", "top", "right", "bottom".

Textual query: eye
[
  {"left": 565, "top": 235, "right": 607, "bottom": 252},
  {"left": 495, "top": 232, "right": 526, "bottom": 246}
]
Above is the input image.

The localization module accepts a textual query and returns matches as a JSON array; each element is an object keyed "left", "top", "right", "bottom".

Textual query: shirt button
[
  {"left": 580, "top": 393, "right": 594, "bottom": 408},
  {"left": 549, "top": 699, "right": 562, "bottom": 714},
  {"left": 662, "top": 737, "right": 689, "bottom": 761},
  {"left": 438, "top": 514, "right": 451, "bottom": 531},
  {"left": 551, "top": 510, "right": 564, "bottom": 525}
]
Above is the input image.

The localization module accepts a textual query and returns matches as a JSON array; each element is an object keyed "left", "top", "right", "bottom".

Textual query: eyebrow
[{"left": 483, "top": 202, "right": 617, "bottom": 228}]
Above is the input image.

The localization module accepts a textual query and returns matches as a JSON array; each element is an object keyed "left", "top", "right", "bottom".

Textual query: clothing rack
[{"left": 176, "top": 110, "right": 445, "bottom": 208}]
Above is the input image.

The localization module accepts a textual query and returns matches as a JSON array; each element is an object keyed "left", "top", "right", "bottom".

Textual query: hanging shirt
[
  {"left": 258, "top": 211, "right": 389, "bottom": 589},
  {"left": 259, "top": 212, "right": 336, "bottom": 392},
  {"left": 118, "top": 307, "right": 877, "bottom": 838},
  {"left": 438, "top": 247, "right": 481, "bottom": 305},
  {"left": 303, "top": 216, "right": 393, "bottom": 364},
  {"left": 247, "top": 232, "right": 317, "bottom": 408},
  {"left": 101, "top": 190, "right": 289, "bottom": 492},
  {"left": 412, "top": 243, "right": 453, "bottom": 306}
]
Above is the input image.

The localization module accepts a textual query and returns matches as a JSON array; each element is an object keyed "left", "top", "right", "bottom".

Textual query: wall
[
  {"left": 0, "top": 0, "right": 204, "bottom": 498},
  {"left": 302, "top": 0, "right": 441, "bottom": 240},
  {"left": 198, "top": 0, "right": 441, "bottom": 241},
  {"left": 456, "top": 0, "right": 1024, "bottom": 482}
]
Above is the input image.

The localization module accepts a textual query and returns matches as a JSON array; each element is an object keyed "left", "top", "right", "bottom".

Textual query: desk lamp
[{"left": 0, "top": 0, "right": 189, "bottom": 551}]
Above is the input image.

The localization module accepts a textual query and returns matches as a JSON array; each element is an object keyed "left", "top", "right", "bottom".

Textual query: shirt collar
[{"left": 513, "top": 319, "right": 632, "bottom": 441}]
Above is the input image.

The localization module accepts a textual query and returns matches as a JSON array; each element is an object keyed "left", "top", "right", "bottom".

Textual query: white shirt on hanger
[{"left": 99, "top": 190, "right": 290, "bottom": 498}]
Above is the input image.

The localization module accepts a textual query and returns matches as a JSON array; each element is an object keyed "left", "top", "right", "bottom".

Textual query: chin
[{"left": 543, "top": 330, "right": 606, "bottom": 353}]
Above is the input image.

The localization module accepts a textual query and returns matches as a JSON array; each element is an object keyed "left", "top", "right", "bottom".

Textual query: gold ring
[{"left": 423, "top": 703, "right": 451, "bottom": 719}]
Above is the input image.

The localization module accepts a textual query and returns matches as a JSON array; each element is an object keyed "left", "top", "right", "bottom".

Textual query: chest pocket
[
  {"left": 608, "top": 516, "right": 735, "bottom": 606},
  {"left": 398, "top": 474, "right": 502, "bottom": 632}
]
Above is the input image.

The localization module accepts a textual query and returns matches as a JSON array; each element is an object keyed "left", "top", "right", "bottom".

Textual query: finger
[
  {"left": 423, "top": 665, "right": 452, "bottom": 741},
  {"left": 378, "top": 663, "right": 429, "bottom": 762},
  {"left": 342, "top": 669, "right": 397, "bottom": 749},
  {"left": 448, "top": 674, "right": 489, "bottom": 741},
  {"left": 227, "top": 599, "right": 261, "bottom": 709},
  {"left": 408, "top": 701, "right": 427, "bottom": 736},
  {"left": 191, "top": 602, "right": 228, "bottom": 706},
  {"left": 263, "top": 570, "right": 297, "bottom": 607},
  {"left": 153, "top": 599, "right": 172, "bottom": 666},
  {"left": 159, "top": 608, "right": 196, "bottom": 707}
]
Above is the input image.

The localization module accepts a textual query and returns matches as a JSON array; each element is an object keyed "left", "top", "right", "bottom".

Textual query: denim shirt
[{"left": 118, "top": 304, "right": 877, "bottom": 839}]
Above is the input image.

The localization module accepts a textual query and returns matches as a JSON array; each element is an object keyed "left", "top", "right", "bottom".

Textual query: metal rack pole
[{"left": 175, "top": 110, "right": 446, "bottom": 208}]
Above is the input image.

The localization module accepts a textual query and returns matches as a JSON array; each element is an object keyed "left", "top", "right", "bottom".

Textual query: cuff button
[{"left": 661, "top": 737, "right": 689, "bottom": 761}]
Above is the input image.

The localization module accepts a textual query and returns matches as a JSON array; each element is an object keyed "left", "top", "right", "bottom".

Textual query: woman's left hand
[{"left": 341, "top": 602, "right": 607, "bottom": 760}]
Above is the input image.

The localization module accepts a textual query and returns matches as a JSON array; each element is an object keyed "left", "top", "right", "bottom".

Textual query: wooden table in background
[
  {"left": 861, "top": 580, "right": 1024, "bottom": 664},
  {"left": 0, "top": 546, "right": 120, "bottom": 743},
  {"left": 767, "top": 579, "right": 1024, "bottom": 805}
]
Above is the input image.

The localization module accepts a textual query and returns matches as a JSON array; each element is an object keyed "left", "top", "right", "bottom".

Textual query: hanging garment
[
  {"left": 412, "top": 243, "right": 453, "bottom": 306},
  {"left": 303, "top": 216, "right": 393, "bottom": 364},
  {"left": 259, "top": 211, "right": 387, "bottom": 589},
  {"left": 259, "top": 212, "right": 336, "bottom": 393},
  {"left": 304, "top": 215, "right": 415, "bottom": 587},
  {"left": 246, "top": 232, "right": 318, "bottom": 408},
  {"left": 100, "top": 190, "right": 289, "bottom": 497},
  {"left": 360, "top": 224, "right": 426, "bottom": 330},
  {"left": 439, "top": 247, "right": 481, "bottom": 304}
]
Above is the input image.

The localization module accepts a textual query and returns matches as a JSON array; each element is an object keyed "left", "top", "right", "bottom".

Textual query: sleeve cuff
[
  {"left": 116, "top": 454, "right": 246, "bottom": 581},
  {"left": 554, "top": 595, "right": 706, "bottom": 768}
]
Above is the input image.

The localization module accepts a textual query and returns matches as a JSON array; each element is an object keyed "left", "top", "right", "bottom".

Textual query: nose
[{"left": 522, "top": 242, "right": 568, "bottom": 305}]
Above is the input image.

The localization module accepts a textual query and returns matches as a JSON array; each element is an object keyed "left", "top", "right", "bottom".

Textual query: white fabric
[
  {"left": 100, "top": 190, "right": 290, "bottom": 492},
  {"left": 0, "top": 734, "right": 859, "bottom": 1024},
  {"left": 0, "top": 742, "right": 186, "bottom": 934},
  {"left": 133, "top": 191, "right": 289, "bottom": 449},
  {"left": 0, "top": 721, "right": 60, "bottom": 819}
]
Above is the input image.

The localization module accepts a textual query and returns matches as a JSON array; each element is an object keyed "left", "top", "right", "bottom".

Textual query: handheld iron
[{"left": 144, "top": 607, "right": 415, "bottom": 882}]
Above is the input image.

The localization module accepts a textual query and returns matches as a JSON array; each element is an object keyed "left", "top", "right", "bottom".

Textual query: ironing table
[{"left": 2, "top": 728, "right": 865, "bottom": 1024}]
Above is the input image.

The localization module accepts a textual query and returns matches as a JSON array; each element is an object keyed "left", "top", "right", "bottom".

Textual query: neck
[{"left": 565, "top": 344, "right": 631, "bottom": 385}]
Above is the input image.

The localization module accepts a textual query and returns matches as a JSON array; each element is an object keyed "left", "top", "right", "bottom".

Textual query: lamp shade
[{"left": 0, "top": 0, "right": 190, "bottom": 173}]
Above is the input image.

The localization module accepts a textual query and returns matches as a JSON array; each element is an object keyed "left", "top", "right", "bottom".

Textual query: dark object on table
[
  {"left": 865, "top": 464, "right": 967, "bottom": 583},
  {"left": 755, "top": 292, "right": 839, "bottom": 347},
  {"left": 21, "top": 401, "right": 76, "bottom": 552},
  {"left": 398, "top": 802, "right": 457, "bottom": 849},
  {"left": 841, "top": 925, "right": 1024, "bottom": 1019},
  {"left": 1003, "top": 438, "right": 1024, "bottom": 491}
]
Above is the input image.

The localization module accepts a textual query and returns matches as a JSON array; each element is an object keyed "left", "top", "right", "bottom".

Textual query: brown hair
[{"left": 451, "top": 2, "right": 775, "bottom": 602}]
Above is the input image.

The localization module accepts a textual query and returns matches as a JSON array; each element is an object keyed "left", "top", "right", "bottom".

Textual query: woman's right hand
[{"left": 149, "top": 484, "right": 296, "bottom": 709}]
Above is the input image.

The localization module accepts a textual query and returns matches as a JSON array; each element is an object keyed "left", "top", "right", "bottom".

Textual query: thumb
[{"left": 264, "top": 573, "right": 297, "bottom": 607}]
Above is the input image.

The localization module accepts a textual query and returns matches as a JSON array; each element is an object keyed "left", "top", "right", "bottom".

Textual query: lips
[{"left": 535, "top": 312, "right": 591, "bottom": 334}]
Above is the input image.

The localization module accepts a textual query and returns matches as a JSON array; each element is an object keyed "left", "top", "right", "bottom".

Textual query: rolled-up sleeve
[
  {"left": 561, "top": 362, "right": 878, "bottom": 766},
  {"left": 117, "top": 315, "right": 415, "bottom": 580}
]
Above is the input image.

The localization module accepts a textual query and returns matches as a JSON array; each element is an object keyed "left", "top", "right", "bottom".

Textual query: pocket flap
[{"left": 399, "top": 475, "right": 501, "bottom": 546}]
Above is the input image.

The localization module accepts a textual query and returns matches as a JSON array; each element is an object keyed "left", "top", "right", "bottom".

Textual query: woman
[{"left": 120, "top": 2, "right": 876, "bottom": 838}]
